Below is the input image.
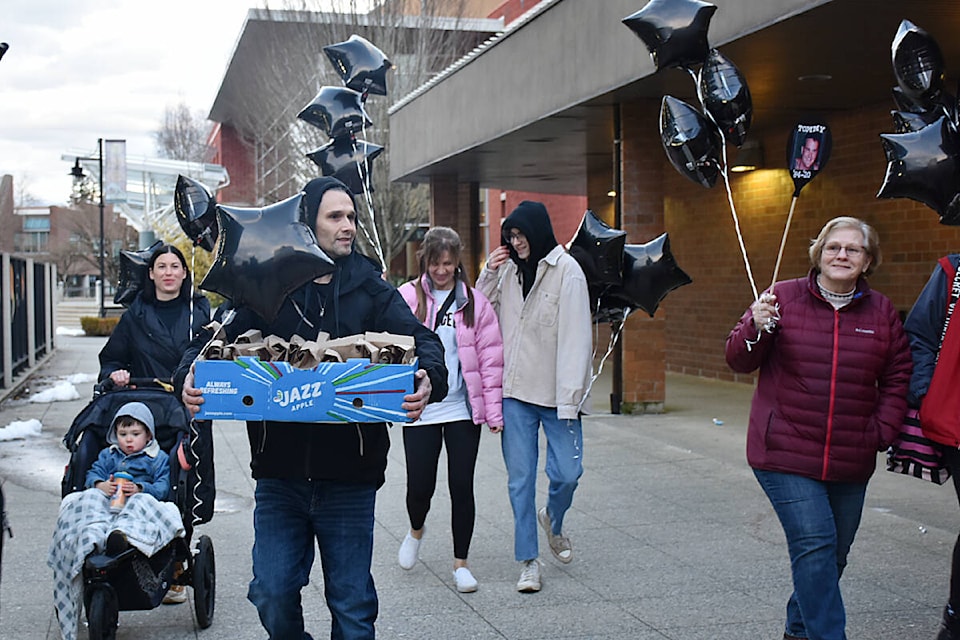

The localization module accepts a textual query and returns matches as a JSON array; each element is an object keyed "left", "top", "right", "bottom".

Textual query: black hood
[
  {"left": 502, "top": 200, "right": 558, "bottom": 297},
  {"left": 502, "top": 200, "right": 558, "bottom": 265},
  {"left": 301, "top": 176, "right": 357, "bottom": 232}
]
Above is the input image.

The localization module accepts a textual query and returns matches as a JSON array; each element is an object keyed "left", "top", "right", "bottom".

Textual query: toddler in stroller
[{"left": 48, "top": 380, "right": 215, "bottom": 640}]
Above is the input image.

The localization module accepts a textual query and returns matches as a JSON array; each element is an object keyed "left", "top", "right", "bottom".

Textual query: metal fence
[{"left": 1, "top": 253, "right": 56, "bottom": 390}]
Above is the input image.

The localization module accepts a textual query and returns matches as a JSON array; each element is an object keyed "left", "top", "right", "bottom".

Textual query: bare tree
[
  {"left": 14, "top": 174, "right": 41, "bottom": 207},
  {"left": 63, "top": 185, "right": 139, "bottom": 288},
  {"left": 154, "top": 103, "right": 211, "bottom": 162},
  {"left": 221, "top": 0, "right": 488, "bottom": 271}
]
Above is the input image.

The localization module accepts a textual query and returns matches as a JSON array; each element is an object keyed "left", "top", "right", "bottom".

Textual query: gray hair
[{"left": 808, "top": 216, "right": 881, "bottom": 276}]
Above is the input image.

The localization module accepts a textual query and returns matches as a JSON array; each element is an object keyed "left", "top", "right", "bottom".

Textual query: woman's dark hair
[
  {"left": 144, "top": 244, "right": 193, "bottom": 301},
  {"left": 414, "top": 227, "right": 474, "bottom": 328}
]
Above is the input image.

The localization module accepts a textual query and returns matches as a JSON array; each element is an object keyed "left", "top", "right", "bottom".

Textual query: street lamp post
[{"left": 70, "top": 138, "right": 106, "bottom": 318}]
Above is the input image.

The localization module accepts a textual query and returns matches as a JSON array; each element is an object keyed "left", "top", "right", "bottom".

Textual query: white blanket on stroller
[{"left": 47, "top": 489, "right": 185, "bottom": 640}]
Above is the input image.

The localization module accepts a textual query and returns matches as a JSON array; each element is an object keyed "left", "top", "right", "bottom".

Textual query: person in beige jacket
[{"left": 476, "top": 200, "right": 593, "bottom": 594}]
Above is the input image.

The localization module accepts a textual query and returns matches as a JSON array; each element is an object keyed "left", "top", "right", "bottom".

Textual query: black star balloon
[
  {"left": 306, "top": 135, "right": 384, "bottom": 195},
  {"left": 297, "top": 86, "right": 372, "bottom": 139},
  {"left": 660, "top": 95, "right": 721, "bottom": 188},
  {"left": 174, "top": 175, "right": 218, "bottom": 252},
  {"left": 114, "top": 240, "right": 162, "bottom": 306},
  {"left": 877, "top": 114, "right": 960, "bottom": 220},
  {"left": 567, "top": 209, "right": 627, "bottom": 289},
  {"left": 698, "top": 49, "right": 752, "bottom": 147},
  {"left": 597, "top": 233, "right": 692, "bottom": 318},
  {"left": 622, "top": 0, "right": 717, "bottom": 71},
  {"left": 199, "top": 194, "right": 336, "bottom": 323},
  {"left": 891, "top": 108, "right": 941, "bottom": 134},
  {"left": 323, "top": 35, "right": 393, "bottom": 97}
]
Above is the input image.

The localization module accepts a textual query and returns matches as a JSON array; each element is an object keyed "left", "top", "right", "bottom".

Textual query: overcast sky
[{"left": 0, "top": 0, "right": 255, "bottom": 205}]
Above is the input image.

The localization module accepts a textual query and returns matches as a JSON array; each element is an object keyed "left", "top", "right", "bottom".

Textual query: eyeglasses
[
  {"left": 503, "top": 231, "right": 526, "bottom": 244},
  {"left": 823, "top": 243, "right": 864, "bottom": 258}
]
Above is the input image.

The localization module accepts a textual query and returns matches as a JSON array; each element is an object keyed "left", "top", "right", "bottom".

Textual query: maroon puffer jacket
[{"left": 725, "top": 271, "right": 912, "bottom": 483}]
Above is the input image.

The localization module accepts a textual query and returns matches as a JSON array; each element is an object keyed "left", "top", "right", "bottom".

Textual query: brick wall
[
  {"left": 658, "top": 101, "right": 960, "bottom": 383},
  {"left": 498, "top": 191, "right": 588, "bottom": 246},
  {"left": 487, "top": 0, "right": 539, "bottom": 23},
  {"left": 618, "top": 101, "right": 666, "bottom": 408},
  {"left": 210, "top": 124, "right": 256, "bottom": 206}
]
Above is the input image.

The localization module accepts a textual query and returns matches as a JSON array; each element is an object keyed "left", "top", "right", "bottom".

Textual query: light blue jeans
[
  {"left": 754, "top": 469, "right": 868, "bottom": 640},
  {"left": 247, "top": 478, "right": 378, "bottom": 640},
  {"left": 501, "top": 398, "right": 583, "bottom": 561}
]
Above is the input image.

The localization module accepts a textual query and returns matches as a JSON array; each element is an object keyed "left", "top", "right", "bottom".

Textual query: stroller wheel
[
  {"left": 86, "top": 586, "right": 118, "bottom": 640},
  {"left": 193, "top": 535, "right": 216, "bottom": 628}
]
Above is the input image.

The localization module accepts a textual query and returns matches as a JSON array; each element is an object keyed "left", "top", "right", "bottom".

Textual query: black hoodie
[
  {"left": 501, "top": 200, "right": 559, "bottom": 298},
  {"left": 176, "top": 179, "right": 447, "bottom": 486}
]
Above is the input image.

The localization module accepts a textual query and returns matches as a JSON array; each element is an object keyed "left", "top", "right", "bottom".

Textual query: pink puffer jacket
[{"left": 399, "top": 276, "right": 504, "bottom": 428}]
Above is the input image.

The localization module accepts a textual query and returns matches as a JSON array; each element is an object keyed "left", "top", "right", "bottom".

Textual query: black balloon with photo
[
  {"left": 698, "top": 48, "right": 752, "bottom": 147},
  {"left": 660, "top": 95, "right": 722, "bottom": 188},
  {"left": 596, "top": 233, "right": 693, "bottom": 320},
  {"left": 297, "top": 86, "right": 373, "bottom": 139},
  {"left": 306, "top": 136, "right": 383, "bottom": 195},
  {"left": 323, "top": 34, "right": 393, "bottom": 97},
  {"left": 174, "top": 175, "right": 219, "bottom": 252},
  {"left": 114, "top": 241, "right": 162, "bottom": 307},
  {"left": 199, "top": 194, "right": 336, "bottom": 323},
  {"left": 622, "top": 0, "right": 717, "bottom": 72}
]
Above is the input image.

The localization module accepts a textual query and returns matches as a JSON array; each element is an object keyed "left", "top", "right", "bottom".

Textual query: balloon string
[
  {"left": 770, "top": 196, "right": 799, "bottom": 290},
  {"left": 686, "top": 63, "right": 759, "bottom": 302},
  {"left": 578, "top": 307, "right": 628, "bottom": 414},
  {"left": 355, "top": 128, "right": 388, "bottom": 273},
  {"left": 189, "top": 247, "right": 196, "bottom": 342},
  {"left": 718, "top": 143, "right": 760, "bottom": 301}
]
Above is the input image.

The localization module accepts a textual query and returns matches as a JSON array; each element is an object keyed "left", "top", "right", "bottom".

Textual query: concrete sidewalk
[{"left": 0, "top": 335, "right": 956, "bottom": 639}]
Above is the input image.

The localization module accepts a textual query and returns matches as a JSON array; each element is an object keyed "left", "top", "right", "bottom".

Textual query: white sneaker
[
  {"left": 538, "top": 507, "right": 573, "bottom": 563},
  {"left": 453, "top": 567, "right": 478, "bottom": 593},
  {"left": 398, "top": 530, "right": 422, "bottom": 570},
  {"left": 516, "top": 559, "right": 541, "bottom": 593}
]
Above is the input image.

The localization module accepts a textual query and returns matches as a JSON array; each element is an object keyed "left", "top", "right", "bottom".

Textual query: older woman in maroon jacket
[{"left": 726, "top": 216, "right": 911, "bottom": 640}]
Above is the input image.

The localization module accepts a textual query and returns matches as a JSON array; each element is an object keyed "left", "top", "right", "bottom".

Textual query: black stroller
[{"left": 60, "top": 379, "right": 216, "bottom": 639}]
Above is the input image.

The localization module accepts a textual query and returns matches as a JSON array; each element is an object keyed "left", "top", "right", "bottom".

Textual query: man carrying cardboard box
[{"left": 177, "top": 177, "right": 446, "bottom": 640}]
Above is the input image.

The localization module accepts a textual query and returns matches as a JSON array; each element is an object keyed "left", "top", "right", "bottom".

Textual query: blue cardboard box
[{"left": 193, "top": 356, "right": 416, "bottom": 423}]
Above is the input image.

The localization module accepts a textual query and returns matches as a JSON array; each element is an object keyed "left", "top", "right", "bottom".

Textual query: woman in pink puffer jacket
[{"left": 396, "top": 226, "right": 504, "bottom": 594}]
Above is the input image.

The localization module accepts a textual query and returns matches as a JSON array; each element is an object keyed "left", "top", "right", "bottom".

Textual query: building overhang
[
  {"left": 388, "top": 0, "right": 960, "bottom": 194},
  {"left": 210, "top": 8, "right": 505, "bottom": 128}
]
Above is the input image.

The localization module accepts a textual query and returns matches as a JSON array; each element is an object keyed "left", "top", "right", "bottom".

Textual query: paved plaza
[{"left": 0, "top": 335, "right": 955, "bottom": 639}]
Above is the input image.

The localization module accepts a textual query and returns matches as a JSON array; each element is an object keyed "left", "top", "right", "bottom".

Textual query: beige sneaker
[
  {"left": 538, "top": 507, "right": 572, "bottom": 563},
  {"left": 163, "top": 564, "right": 187, "bottom": 604},
  {"left": 162, "top": 584, "right": 187, "bottom": 605},
  {"left": 516, "top": 559, "right": 541, "bottom": 593}
]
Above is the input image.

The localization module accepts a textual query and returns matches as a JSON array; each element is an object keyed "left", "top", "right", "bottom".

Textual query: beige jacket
[{"left": 476, "top": 245, "right": 592, "bottom": 419}]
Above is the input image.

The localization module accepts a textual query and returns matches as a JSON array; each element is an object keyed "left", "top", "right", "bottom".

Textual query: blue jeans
[
  {"left": 754, "top": 469, "right": 867, "bottom": 640},
  {"left": 501, "top": 398, "right": 583, "bottom": 561},
  {"left": 247, "top": 478, "right": 378, "bottom": 640}
]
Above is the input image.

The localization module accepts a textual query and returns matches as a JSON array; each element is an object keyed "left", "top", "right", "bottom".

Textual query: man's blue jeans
[
  {"left": 501, "top": 398, "right": 583, "bottom": 561},
  {"left": 247, "top": 478, "right": 378, "bottom": 640},
  {"left": 754, "top": 469, "right": 868, "bottom": 640}
]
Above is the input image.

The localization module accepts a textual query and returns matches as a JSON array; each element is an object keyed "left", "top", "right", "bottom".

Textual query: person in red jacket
[
  {"left": 726, "top": 216, "right": 911, "bottom": 640},
  {"left": 903, "top": 253, "right": 960, "bottom": 640}
]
